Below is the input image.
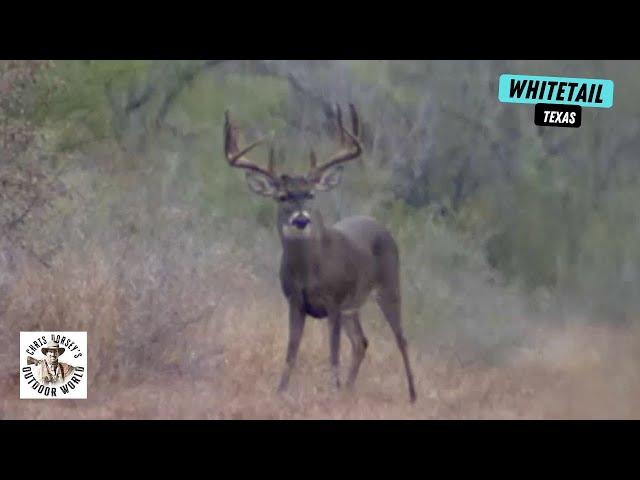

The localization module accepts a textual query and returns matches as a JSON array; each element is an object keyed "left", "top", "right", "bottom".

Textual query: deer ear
[
  {"left": 313, "top": 166, "right": 344, "bottom": 192},
  {"left": 245, "top": 171, "right": 279, "bottom": 197}
]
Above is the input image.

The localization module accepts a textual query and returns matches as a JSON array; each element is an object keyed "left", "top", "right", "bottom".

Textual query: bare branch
[{"left": 155, "top": 60, "right": 226, "bottom": 128}]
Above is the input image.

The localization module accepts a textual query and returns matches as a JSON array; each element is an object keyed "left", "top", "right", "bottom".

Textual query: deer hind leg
[
  {"left": 327, "top": 310, "right": 342, "bottom": 389},
  {"left": 376, "top": 290, "right": 417, "bottom": 403},
  {"left": 342, "top": 310, "right": 368, "bottom": 389}
]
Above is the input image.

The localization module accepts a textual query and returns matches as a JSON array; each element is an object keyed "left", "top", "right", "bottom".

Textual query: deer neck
[{"left": 280, "top": 215, "right": 328, "bottom": 279}]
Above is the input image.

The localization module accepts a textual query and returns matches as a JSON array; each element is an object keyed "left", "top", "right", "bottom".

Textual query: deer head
[{"left": 224, "top": 104, "right": 363, "bottom": 240}]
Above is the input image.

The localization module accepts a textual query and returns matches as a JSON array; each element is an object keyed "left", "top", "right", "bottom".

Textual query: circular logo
[{"left": 20, "top": 332, "right": 87, "bottom": 399}]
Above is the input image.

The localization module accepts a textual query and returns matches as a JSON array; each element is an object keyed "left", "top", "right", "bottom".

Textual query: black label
[{"left": 534, "top": 103, "right": 581, "bottom": 128}]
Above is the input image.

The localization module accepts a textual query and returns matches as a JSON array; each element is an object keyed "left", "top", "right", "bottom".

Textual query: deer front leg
[
  {"left": 328, "top": 309, "right": 341, "bottom": 389},
  {"left": 278, "top": 302, "right": 306, "bottom": 393}
]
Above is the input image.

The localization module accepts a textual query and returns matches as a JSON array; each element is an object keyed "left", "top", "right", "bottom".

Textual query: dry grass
[{"left": 2, "top": 245, "right": 640, "bottom": 420}]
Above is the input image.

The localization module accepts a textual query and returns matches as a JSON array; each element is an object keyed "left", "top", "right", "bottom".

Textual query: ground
[{"left": 3, "top": 302, "right": 639, "bottom": 419}]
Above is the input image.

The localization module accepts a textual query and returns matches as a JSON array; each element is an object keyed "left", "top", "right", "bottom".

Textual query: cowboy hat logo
[{"left": 41, "top": 341, "right": 66, "bottom": 355}]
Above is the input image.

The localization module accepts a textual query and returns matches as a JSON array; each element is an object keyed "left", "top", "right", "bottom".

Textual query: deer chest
[
  {"left": 280, "top": 250, "right": 358, "bottom": 319},
  {"left": 301, "top": 288, "right": 328, "bottom": 319}
]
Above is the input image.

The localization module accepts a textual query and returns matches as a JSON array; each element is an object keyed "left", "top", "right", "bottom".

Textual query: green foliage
[
  {"left": 574, "top": 185, "right": 640, "bottom": 321},
  {"left": 9, "top": 59, "right": 640, "bottom": 332},
  {"left": 32, "top": 60, "right": 151, "bottom": 148}
]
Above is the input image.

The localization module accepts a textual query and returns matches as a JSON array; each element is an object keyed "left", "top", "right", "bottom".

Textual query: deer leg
[
  {"left": 376, "top": 292, "right": 417, "bottom": 403},
  {"left": 328, "top": 310, "right": 342, "bottom": 389},
  {"left": 343, "top": 311, "right": 368, "bottom": 389},
  {"left": 278, "top": 303, "right": 306, "bottom": 393}
]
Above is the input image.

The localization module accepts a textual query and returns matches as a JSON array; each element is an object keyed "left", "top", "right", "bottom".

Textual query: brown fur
[{"left": 277, "top": 211, "right": 417, "bottom": 402}]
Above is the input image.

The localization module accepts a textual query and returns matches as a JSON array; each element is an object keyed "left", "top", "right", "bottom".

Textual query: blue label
[{"left": 498, "top": 74, "right": 614, "bottom": 108}]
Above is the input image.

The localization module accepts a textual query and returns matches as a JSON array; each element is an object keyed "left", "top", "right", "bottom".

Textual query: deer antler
[
  {"left": 308, "top": 103, "right": 363, "bottom": 181},
  {"left": 224, "top": 110, "right": 277, "bottom": 180}
]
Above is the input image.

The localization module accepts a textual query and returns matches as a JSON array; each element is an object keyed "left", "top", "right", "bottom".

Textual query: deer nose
[{"left": 292, "top": 215, "right": 310, "bottom": 230}]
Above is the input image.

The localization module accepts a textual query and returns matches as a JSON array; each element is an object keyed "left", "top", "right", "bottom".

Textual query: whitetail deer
[{"left": 223, "top": 104, "right": 417, "bottom": 402}]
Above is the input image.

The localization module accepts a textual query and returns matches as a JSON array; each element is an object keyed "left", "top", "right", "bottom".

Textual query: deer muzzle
[{"left": 290, "top": 211, "right": 311, "bottom": 230}]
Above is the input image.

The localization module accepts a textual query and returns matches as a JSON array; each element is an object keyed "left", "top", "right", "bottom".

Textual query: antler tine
[
  {"left": 268, "top": 145, "right": 275, "bottom": 174},
  {"left": 309, "top": 149, "right": 318, "bottom": 172},
  {"left": 308, "top": 103, "right": 362, "bottom": 179},
  {"left": 349, "top": 103, "right": 360, "bottom": 138},
  {"left": 224, "top": 110, "right": 277, "bottom": 179},
  {"left": 337, "top": 104, "right": 345, "bottom": 145}
]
